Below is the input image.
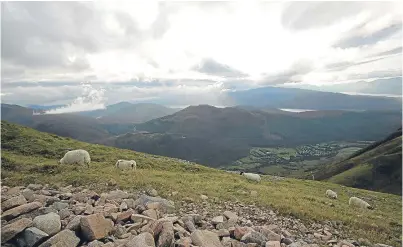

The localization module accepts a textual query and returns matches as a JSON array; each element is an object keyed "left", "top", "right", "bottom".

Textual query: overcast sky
[{"left": 1, "top": 1, "right": 402, "bottom": 110}]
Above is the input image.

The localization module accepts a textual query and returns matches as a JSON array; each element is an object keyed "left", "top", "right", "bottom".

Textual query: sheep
[
  {"left": 349, "top": 196, "right": 374, "bottom": 210},
  {"left": 58, "top": 149, "right": 90, "bottom": 168},
  {"left": 240, "top": 172, "right": 261, "bottom": 182},
  {"left": 115, "top": 159, "right": 136, "bottom": 171},
  {"left": 325, "top": 189, "right": 338, "bottom": 199}
]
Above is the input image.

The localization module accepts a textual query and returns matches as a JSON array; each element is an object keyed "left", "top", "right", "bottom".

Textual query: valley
[{"left": 222, "top": 141, "right": 370, "bottom": 177}]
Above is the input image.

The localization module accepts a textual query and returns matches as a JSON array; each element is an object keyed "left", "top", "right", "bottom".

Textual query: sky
[{"left": 1, "top": 1, "right": 402, "bottom": 112}]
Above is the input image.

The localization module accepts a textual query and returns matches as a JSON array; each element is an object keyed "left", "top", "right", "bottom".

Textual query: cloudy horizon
[{"left": 1, "top": 1, "right": 402, "bottom": 111}]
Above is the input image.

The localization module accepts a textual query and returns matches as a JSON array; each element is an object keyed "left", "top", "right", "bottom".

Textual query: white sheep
[
  {"left": 115, "top": 159, "right": 136, "bottom": 171},
  {"left": 326, "top": 189, "right": 338, "bottom": 199},
  {"left": 58, "top": 149, "right": 91, "bottom": 167},
  {"left": 349, "top": 196, "right": 374, "bottom": 210},
  {"left": 240, "top": 172, "right": 261, "bottom": 182}
]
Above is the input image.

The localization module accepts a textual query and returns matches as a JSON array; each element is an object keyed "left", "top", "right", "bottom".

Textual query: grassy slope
[
  {"left": 316, "top": 128, "right": 402, "bottom": 195},
  {"left": 1, "top": 121, "right": 402, "bottom": 244}
]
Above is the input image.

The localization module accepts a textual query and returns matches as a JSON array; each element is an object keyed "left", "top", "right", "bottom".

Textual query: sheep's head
[
  {"left": 240, "top": 171, "right": 244, "bottom": 175},
  {"left": 367, "top": 205, "right": 374, "bottom": 210},
  {"left": 58, "top": 159, "right": 62, "bottom": 165}
]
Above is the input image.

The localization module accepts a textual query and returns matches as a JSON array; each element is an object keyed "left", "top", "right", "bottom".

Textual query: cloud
[
  {"left": 43, "top": 83, "right": 106, "bottom": 114},
  {"left": 1, "top": 1, "right": 402, "bottom": 105}
]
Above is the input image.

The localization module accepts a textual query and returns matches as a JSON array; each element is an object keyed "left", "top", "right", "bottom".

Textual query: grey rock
[
  {"left": 66, "top": 215, "right": 84, "bottom": 231},
  {"left": 191, "top": 230, "right": 223, "bottom": 247},
  {"left": 38, "top": 229, "right": 80, "bottom": 247},
  {"left": 52, "top": 202, "right": 69, "bottom": 211},
  {"left": 1, "top": 218, "right": 33, "bottom": 244},
  {"left": 282, "top": 238, "right": 293, "bottom": 245},
  {"left": 33, "top": 212, "right": 61, "bottom": 236},
  {"left": 212, "top": 216, "right": 224, "bottom": 225},
  {"left": 241, "top": 231, "right": 267, "bottom": 246},
  {"left": 59, "top": 208, "right": 72, "bottom": 220},
  {"left": 1, "top": 202, "right": 42, "bottom": 221},
  {"left": 2, "top": 195, "right": 27, "bottom": 211},
  {"left": 80, "top": 213, "right": 113, "bottom": 241},
  {"left": 125, "top": 232, "right": 155, "bottom": 247},
  {"left": 17, "top": 227, "right": 49, "bottom": 247},
  {"left": 21, "top": 189, "right": 35, "bottom": 202},
  {"left": 147, "top": 189, "right": 158, "bottom": 197},
  {"left": 27, "top": 184, "right": 43, "bottom": 191},
  {"left": 88, "top": 240, "right": 104, "bottom": 247},
  {"left": 135, "top": 195, "right": 175, "bottom": 214}
]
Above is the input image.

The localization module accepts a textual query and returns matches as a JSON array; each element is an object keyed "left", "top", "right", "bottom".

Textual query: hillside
[
  {"left": 315, "top": 128, "right": 402, "bottom": 195},
  {"left": 132, "top": 105, "right": 401, "bottom": 166},
  {"left": 228, "top": 86, "right": 402, "bottom": 111},
  {"left": 78, "top": 102, "right": 178, "bottom": 124},
  {"left": 1, "top": 121, "right": 402, "bottom": 245}
]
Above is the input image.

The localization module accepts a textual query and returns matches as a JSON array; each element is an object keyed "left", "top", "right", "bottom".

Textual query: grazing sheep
[
  {"left": 326, "top": 189, "right": 338, "bottom": 199},
  {"left": 58, "top": 149, "right": 90, "bottom": 167},
  {"left": 349, "top": 196, "right": 374, "bottom": 210},
  {"left": 115, "top": 159, "right": 136, "bottom": 171},
  {"left": 240, "top": 172, "right": 261, "bottom": 182}
]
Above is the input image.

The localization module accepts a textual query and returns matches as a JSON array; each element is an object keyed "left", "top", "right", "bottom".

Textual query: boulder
[
  {"left": 33, "top": 212, "right": 61, "bottom": 236},
  {"left": 80, "top": 213, "right": 113, "bottom": 241},
  {"left": 191, "top": 230, "right": 223, "bottom": 247},
  {"left": 16, "top": 227, "right": 49, "bottom": 247},
  {"left": 2, "top": 195, "right": 27, "bottom": 211},
  {"left": 125, "top": 232, "right": 155, "bottom": 247},
  {"left": 1, "top": 202, "right": 42, "bottom": 221},
  {"left": 38, "top": 229, "right": 80, "bottom": 247},
  {"left": 1, "top": 218, "right": 33, "bottom": 243}
]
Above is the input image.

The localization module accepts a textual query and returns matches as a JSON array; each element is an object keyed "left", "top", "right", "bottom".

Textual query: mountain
[
  {"left": 228, "top": 86, "right": 402, "bottom": 111},
  {"left": 128, "top": 105, "right": 401, "bottom": 166},
  {"left": 283, "top": 77, "right": 402, "bottom": 96},
  {"left": 1, "top": 121, "right": 401, "bottom": 245},
  {"left": 78, "top": 102, "right": 178, "bottom": 124},
  {"left": 315, "top": 128, "right": 402, "bottom": 195},
  {"left": 1, "top": 104, "right": 116, "bottom": 142}
]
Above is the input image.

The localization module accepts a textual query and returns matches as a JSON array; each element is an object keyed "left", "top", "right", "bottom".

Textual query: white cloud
[
  {"left": 1, "top": 1, "right": 402, "bottom": 105},
  {"left": 43, "top": 83, "right": 107, "bottom": 114}
]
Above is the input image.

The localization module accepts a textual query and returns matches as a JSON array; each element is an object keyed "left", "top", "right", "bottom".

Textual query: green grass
[{"left": 1, "top": 121, "right": 402, "bottom": 245}]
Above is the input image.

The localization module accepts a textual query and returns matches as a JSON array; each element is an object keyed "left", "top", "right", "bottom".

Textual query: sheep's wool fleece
[
  {"left": 349, "top": 197, "right": 371, "bottom": 209},
  {"left": 243, "top": 173, "right": 261, "bottom": 182},
  {"left": 116, "top": 160, "right": 136, "bottom": 169},
  {"left": 326, "top": 189, "right": 337, "bottom": 199},
  {"left": 60, "top": 149, "right": 91, "bottom": 166}
]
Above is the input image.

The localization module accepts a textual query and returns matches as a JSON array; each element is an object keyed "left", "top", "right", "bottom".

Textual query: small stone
[
  {"left": 147, "top": 189, "right": 158, "bottom": 197},
  {"left": 223, "top": 211, "right": 238, "bottom": 221},
  {"left": 172, "top": 191, "right": 178, "bottom": 196},
  {"left": 84, "top": 204, "right": 94, "bottom": 215},
  {"left": 66, "top": 215, "right": 84, "bottom": 231},
  {"left": 120, "top": 201, "right": 128, "bottom": 211},
  {"left": 212, "top": 216, "right": 224, "bottom": 224},
  {"left": 22, "top": 189, "right": 35, "bottom": 202},
  {"left": 1, "top": 218, "right": 33, "bottom": 243},
  {"left": 33, "top": 212, "right": 61, "bottom": 236},
  {"left": 267, "top": 241, "right": 281, "bottom": 247},
  {"left": 358, "top": 238, "right": 372, "bottom": 246},
  {"left": 282, "top": 238, "right": 294, "bottom": 245},
  {"left": 116, "top": 209, "right": 134, "bottom": 222},
  {"left": 201, "top": 195, "right": 208, "bottom": 200},
  {"left": 88, "top": 240, "right": 104, "bottom": 247},
  {"left": 59, "top": 208, "right": 72, "bottom": 220},
  {"left": 234, "top": 227, "right": 249, "bottom": 240},
  {"left": 52, "top": 202, "right": 69, "bottom": 211},
  {"left": 281, "top": 230, "right": 292, "bottom": 238},
  {"left": 216, "top": 229, "right": 230, "bottom": 237},
  {"left": 241, "top": 231, "right": 267, "bottom": 246},
  {"left": 27, "top": 184, "right": 43, "bottom": 191},
  {"left": 142, "top": 209, "right": 158, "bottom": 220}
]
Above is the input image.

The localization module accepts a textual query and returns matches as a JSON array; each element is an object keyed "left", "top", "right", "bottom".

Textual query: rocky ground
[{"left": 0, "top": 184, "right": 395, "bottom": 247}]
